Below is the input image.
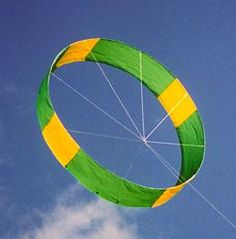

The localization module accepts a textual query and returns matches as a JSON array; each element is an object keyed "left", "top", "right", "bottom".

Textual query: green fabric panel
[
  {"left": 37, "top": 47, "right": 69, "bottom": 130},
  {"left": 176, "top": 111, "right": 205, "bottom": 184},
  {"left": 36, "top": 72, "right": 54, "bottom": 130},
  {"left": 66, "top": 148, "right": 164, "bottom": 207},
  {"left": 86, "top": 39, "right": 175, "bottom": 96}
]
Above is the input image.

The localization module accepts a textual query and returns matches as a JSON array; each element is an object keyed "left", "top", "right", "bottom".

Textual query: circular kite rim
[{"left": 37, "top": 38, "right": 205, "bottom": 207}]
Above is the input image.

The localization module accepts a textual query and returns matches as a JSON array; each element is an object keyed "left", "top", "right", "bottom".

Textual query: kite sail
[{"left": 37, "top": 38, "right": 205, "bottom": 207}]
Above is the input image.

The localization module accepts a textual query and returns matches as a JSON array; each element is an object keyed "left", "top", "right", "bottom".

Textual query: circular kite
[{"left": 37, "top": 38, "right": 205, "bottom": 207}]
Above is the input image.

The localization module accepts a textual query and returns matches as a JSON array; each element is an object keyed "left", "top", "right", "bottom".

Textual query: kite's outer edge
[{"left": 37, "top": 38, "right": 205, "bottom": 207}]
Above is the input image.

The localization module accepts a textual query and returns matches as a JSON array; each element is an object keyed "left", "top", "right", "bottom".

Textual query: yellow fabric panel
[
  {"left": 56, "top": 38, "right": 100, "bottom": 68},
  {"left": 42, "top": 113, "right": 80, "bottom": 167},
  {"left": 152, "top": 176, "right": 194, "bottom": 207},
  {"left": 152, "top": 183, "right": 186, "bottom": 207},
  {"left": 158, "top": 79, "right": 197, "bottom": 128}
]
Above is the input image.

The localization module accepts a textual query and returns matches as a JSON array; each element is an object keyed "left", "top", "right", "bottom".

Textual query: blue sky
[{"left": 0, "top": 0, "right": 236, "bottom": 238}]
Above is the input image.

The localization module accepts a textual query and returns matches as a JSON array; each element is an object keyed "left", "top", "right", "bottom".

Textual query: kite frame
[{"left": 37, "top": 38, "right": 205, "bottom": 207}]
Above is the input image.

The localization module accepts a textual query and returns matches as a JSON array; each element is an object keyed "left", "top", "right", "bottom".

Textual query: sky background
[{"left": 0, "top": 0, "right": 236, "bottom": 238}]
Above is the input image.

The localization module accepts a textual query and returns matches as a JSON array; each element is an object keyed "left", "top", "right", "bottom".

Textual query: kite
[{"left": 37, "top": 38, "right": 205, "bottom": 207}]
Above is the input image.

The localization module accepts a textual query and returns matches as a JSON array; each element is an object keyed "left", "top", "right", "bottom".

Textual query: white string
[
  {"left": 145, "top": 143, "right": 236, "bottom": 231},
  {"left": 144, "top": 142, "right": 179, "bottom": 180},
  {"left": 144, "top": 93, "right": 188, "bottom": 140},
  {"left": 147, "top": 140, "right": 205, "bottom": 148},
  {"left": 124, "top": 144, "right": 144, "bottom": 178},
  {"left": 188, "top": 182, "right": 236, "bottom": 230},
  {"left": 139, "top": 51, "right": 145, "bottom": 138},
  {"left": 51, "top": 46, "right": 236, "bottom": 230},
  {"left": 86, "top": 41, "right": 142, "bottom": 138},
  {"left": 51, "top": 73, "right": 140, "bottom": 139},
  {"left": 69, "top": 129, "right": 141, "bottom": 143}
]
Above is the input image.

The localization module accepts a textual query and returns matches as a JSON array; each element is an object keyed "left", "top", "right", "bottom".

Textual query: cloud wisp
[{"left": 19, "top": 185, "right": 140, "bottom": 239}]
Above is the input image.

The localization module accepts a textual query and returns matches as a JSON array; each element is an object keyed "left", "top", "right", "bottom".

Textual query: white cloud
[{"left": 19, "top": 185, "right": 140, "bottom": 239}]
